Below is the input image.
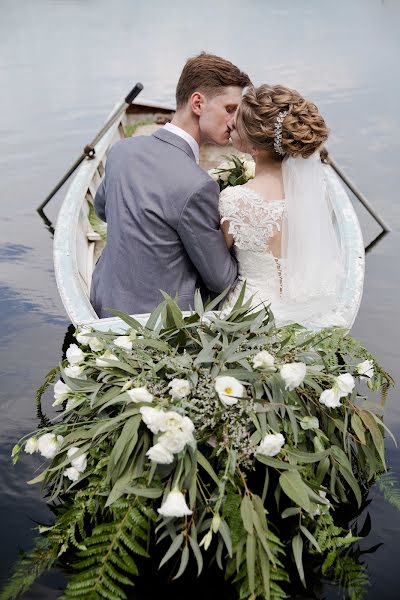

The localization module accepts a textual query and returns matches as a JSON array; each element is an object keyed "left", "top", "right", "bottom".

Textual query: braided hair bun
[{"left": 236, "top": 84, "right": 329, "bottom": 159}]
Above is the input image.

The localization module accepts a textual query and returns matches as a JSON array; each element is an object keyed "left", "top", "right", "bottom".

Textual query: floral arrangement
[
  {"left": 1, "top": 290, "right": 395, "bottom": 600},
  {"left": 209, "top": 154, "right": 255, "bottom": 191}
]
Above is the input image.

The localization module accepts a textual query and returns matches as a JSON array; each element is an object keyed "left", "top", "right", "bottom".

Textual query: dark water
[{"left": 0, "top": 0, "right": 399, "bottom": 597}]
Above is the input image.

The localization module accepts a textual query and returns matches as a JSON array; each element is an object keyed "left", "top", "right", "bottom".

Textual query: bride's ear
[
  {"left": 190, "top": 92, "right": 204, "bottom": 116},
  {"left": 250, "top": 147, "right": 259, "bottom": 158}
]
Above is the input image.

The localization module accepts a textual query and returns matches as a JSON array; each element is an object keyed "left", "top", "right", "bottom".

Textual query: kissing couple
[{"left": 91, "top": 52, "right": 345, "bottom": 329}]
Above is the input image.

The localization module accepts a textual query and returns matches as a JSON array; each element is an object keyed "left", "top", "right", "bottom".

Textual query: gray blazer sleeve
[
  {"left": 177, "top": 179, "right": 238, "bottom": 293},
  {"left": 94, "top": 178, "right": 107, "bottom": 222}
]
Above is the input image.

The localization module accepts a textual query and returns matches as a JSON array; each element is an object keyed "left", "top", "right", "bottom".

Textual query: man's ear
[{"left": 190, "top": 92, "right": 204, "bottom": 116}]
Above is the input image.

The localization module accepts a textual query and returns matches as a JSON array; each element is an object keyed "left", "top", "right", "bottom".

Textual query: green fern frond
[
  {"left": 61, "top": 497, "right": 154, "bottom": 600},
  {"left": 377, "top": 472, "right": 400, "bottom": 511}
]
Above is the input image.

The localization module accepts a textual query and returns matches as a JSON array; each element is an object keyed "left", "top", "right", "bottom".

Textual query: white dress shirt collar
[{"left": 163, "top": 122, "right": 199, "bottom": 164}]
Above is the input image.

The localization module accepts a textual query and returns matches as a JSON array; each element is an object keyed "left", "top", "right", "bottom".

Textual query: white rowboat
[{"left": 54, "top": 100, "right": 365, "bottom": 332}]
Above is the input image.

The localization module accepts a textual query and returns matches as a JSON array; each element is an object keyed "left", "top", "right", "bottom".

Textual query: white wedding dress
[{"left": 219, "top": 180, "right": 346, "bottom": 328}]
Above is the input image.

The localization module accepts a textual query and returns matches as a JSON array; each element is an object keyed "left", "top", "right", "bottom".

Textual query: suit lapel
[{"left": 152, "top": 128, "right": 196, "bottom": 162}]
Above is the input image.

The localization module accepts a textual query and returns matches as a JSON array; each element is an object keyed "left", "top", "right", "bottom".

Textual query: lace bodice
[{"left": 219, "top": 186, "right": 286, "bottom": 253}]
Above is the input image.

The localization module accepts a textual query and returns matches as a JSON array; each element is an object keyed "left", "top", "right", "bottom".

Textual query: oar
[
  {"left": 320, "top": 148, "right": 391, "bottom": 233},
  {"left": 37, "top": 82, "right": 143, "bottom": 216}
]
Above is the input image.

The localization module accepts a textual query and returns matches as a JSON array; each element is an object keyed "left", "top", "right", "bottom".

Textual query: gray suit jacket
[{"left": 90, "top": 128, "right": 238, "bottom": 317}]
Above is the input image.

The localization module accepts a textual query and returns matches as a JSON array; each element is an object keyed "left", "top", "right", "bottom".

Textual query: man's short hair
[{"left": 176, "top": 52, "right": 251, "bottom": 108}]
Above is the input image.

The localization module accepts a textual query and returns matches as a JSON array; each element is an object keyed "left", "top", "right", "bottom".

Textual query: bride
[{"left": 219, "top": 84, "right": 346, "bottom": 328}]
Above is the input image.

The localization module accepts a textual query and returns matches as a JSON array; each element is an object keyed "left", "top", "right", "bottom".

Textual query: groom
[{"left": 90, "top": 52, "right": 251, "bottom": 318}]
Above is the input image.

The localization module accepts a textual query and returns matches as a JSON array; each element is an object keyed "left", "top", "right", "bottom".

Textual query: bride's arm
[{"left": 221, "top": 220, "right": 234, "bottom": 249}]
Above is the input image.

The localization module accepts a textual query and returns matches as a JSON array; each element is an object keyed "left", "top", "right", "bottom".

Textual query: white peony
[
  {"left": 64, "top": 365, "right": 87, "bottom": 380},
  {"left": 66, "top": 344, "right": 85, "bottom": 365},
  {"left": 113, "top": 336, "right": 133, "bottom": 351},
  {"left": 146, "top": 443, "right": 174, "bottom": 464},
  {"left": 64, "top": 466, "right": 80, "bottom": 482},
  {"left": 168, "top": 378, "right": 191, "bottom": 400},
  {"left": 67, "top": 447, "right": 87, "bottom": 473},
  {"left": 280, "top": 362, "right": 307, "bottom": 391},
  {"left": 140, "top": 406, "right": 166, "bottom": 434},
  {"left": 256, "top": 432, "right": 285, "bottom": 457},
  {"left": 215, "top": 376, "right": 245, "bottom": 406},
  {"left": 37, "top": 433, "right": 64, "bottom": 459},
  {"left": 53, "top": 380, "right": 71, "bottom": 406},
  {"left": 95, "top": 351, "right": 119, "bottom": 367},
  {"left": 158, "top": 489, "right": 192, "bottom": 517},
  {"left": 319, "top": 388, "right": 341, "bottom": 409},
  {"left": 126, "top": 387, "right": 153, "bottom": 403},
  {"left": 334, "top": 373, "right": 355, "bottom": 398},
  {"left": 253, "top": 350, "right": 275, "bottom": 369},
  {"left": 244, "top": 160, "right": 256, "bottom": 179},
  {"left": 25, "top": 436, "right": 39, "bottom": 454},
  {"left": 357, "top": 360, "right": 374, "bottom": 379}
]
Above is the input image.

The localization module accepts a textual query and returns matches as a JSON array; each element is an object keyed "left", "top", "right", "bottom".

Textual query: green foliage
[
  {"left": 1, "top": 294, "right": 396, "bottom": 599},
  {"left": 377, "top": 472, "right": 400, "bottom": 511}
]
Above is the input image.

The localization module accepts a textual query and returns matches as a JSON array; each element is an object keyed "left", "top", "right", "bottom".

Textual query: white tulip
[
  {"left": 64, "top": 466, "right": 80, "bottom": 482},
  {"left": 88, "top": 336, "right": 105, "bottom": 352},
  {"left": 280, "top": 362, "right": 307, "bottom": 391},
  {"left": 53, "top": 380, "right": 71, "bottom": 406},
  {"left": 95, "top": 351, "right": 119, "bottom": 367},
  {"left": 126, "top": 387, "right": 153, "bottom": 403},
  {"left": 67, "top": 447, "right": 87, "bottom": 473},
  {"left": 357, "top": 360, "right": 374, "bottom": 379},
  {"left": 140, "top": 406, "right": 166, "bottom": 434},
  {"left": 146, "top": 443, "right": 174, "bottom": 464},
  {"left": 256, "top": 433, "right": 285, "bottom": 457},
  {"left": 253, "top": 350, "right": 275, "bottom": 369},
  {"left": 75, "top": 327, "right": 90, "bottom": 345},
  {"left": 25, "top": 436, "right": 39, "bottom": 454},
  {"left": 64, "top": 365, "right": 87, "bottom": 380},
  {"left": 66, "top": 344, "right": 85, "bottom": 365},
  {"left": 37, "top": 433, "right": 64, "bottom": 459},
  {"left": 168, "top": 378, "right": 191, "bottom": 400},
  {"left": 334, "top": 373, "right": 355, "bottom": 398},
  {"left": 113, "top": 336, "right": 133, "bottom": 351},
  {"left": 215, "top": 376, "right": 245, "bottom": 406},
  {"left": 319, "top": 388, "right": 341, "bottom": 409},
  {"left": 157, "top": 489, "right": 192, "bottom": 517}
]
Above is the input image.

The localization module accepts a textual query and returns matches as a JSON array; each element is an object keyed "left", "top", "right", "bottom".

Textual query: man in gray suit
[{"left": 91, "top": 53, "right": 251, "bottom": 317}]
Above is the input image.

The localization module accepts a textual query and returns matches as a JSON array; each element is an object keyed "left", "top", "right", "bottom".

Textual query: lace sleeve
[{"left": 219, "top": 187, "right": 239, "bottom": 223}]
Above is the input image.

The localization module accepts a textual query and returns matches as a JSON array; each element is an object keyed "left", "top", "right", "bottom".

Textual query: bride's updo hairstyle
[{"left": 236, "top": 84, "right": 329, "bottom": 159}]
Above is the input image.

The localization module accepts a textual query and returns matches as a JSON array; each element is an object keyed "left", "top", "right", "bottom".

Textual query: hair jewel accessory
[{"left": 273, "top": 110, "right": 288, "bottom": 156}]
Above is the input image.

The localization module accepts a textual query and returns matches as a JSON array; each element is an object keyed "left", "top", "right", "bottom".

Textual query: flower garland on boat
[{"left": 2, "top": 289, "right": 395, "bottom": 600}]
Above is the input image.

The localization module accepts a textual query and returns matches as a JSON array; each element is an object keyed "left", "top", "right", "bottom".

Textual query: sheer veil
[{"left": 278, "top": 152, "right": 345, "bottom": 326}]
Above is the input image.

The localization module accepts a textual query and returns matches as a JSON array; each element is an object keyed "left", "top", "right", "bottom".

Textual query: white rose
[
  {"left": 95, "top": 351, "right": 119, "bottom": 367},
  {"left": 208, "top": 169, "right": 220, "bottom": 182},
  {"left": 67, "top": 447, "right": 87, "bottom": 473},
  {"left": 319, "top": 388, "right": 341, "bottom": 409},
  {"left": 64, "top": 365, "right": 87, "bottom": 380},
  {"left": 140, "top": 406, "right": 166, "bottom": 434},
  {"left": 244, "top": 160, "right": 255, "bottom": 179},
  {"left": 158, "top": 430, "right": 190, "bottom": 454},
  {"left": 66, "top": 344, "right": 85, "bottom": 365},
  {"left": 113, "top": 336, "right": 133, "bottom": 351},
  {"left": 157, "top": 489, "right": 192, "bottom": 518},
  {"left": 215, "top": 376, "right": 245, "bottom": 406},
  {"left": 334, "top": 373, "right": 355, "bottom": 398},
  {"left": 64, "top": 466, "right": 80, "bottom": 482},
  {"left": 280, "top": 362, "right": 307, "bottom": 391},
  {"left": 53, "top": 380, "right": 71, "bottom": 406},
  {"left": 146, "top": 443, "right": 174, "bottom": 464},
  {"left": 168, "top": 378, "right": 191, "bottom": 400},
  {"left": 256, "top": 432, "right": 285, "bottom": 457},
  {"left": 253, "top": 350, "right": 275, "bottom": 369},
  {"left": 357, "top": 360, "right": 374, "bottom": 379},
  {"left": 25, "top": 436, "right": 39, "bottom": 454},
  {"left": 159, "top": 411, "right": 185, "bottom": 433},
  {"left": 37, "top": 433, "right": 64, "bottom": 459},
  {"left": 126, "top": 387, "right": 153, "bottom": 403}
]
